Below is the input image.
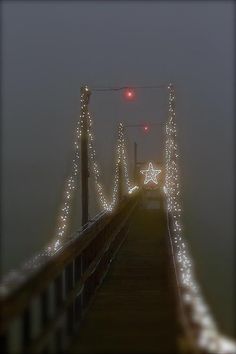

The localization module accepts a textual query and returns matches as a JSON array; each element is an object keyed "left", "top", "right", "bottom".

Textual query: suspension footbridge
[{"left": 0, "top": 84, "right": 235, "bottom": 354}]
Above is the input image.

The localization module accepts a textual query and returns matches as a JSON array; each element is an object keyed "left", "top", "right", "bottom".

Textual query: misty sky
[{"left": 1, "top": 1, "right": 235, "bottom": 335}]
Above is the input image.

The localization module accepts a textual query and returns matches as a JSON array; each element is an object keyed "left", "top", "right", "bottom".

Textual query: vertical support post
[
  {"left": 80, "top": 85, "right": 91, "bottom": 227},
  {"left": 40, "top": 289, "right": 49, "bottom": 353},
  {"left": 65, "top": 263, "right": 74, "bottom": 335},
  {"left": 22, "top": 308, "right": 31, "bottom": 349},
  {"left": 134, "top": 142, "right": 137, "bottom": 182},
  {"left": 54, "top": 274, "right": 63, "bottom": 352},
  {"left": 0, "top": 334, "right": 8, "bottom": 354},
  {"left": 74, "top": 256, "right": 83, "bottom": 324},
  {"left": 117, "top": 123, "right": 123, "bottom": 205},
  {"left": 118, "top": 163, "right": 122, "bottom": 204},
  {"left": 40, "top": 289, "right": 49, "bottom": 327}
]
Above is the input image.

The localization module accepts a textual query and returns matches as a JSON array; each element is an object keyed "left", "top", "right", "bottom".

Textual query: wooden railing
[
  {"left": 165, "top": 210, "right": 200, "bottom": 354},
  {"left": 165, "top": 209, "right": 229, "bottom": 354},
  {"left": 0, "top": 193, "right": 139, "bottom": 353}
]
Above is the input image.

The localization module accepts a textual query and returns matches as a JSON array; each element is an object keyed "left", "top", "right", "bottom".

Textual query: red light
[
  {"left": 143, "top": 125, "right": 149, "bottom": 133},
  {"left": 124, "top": 88, "right": 135, "bottom": 100}
]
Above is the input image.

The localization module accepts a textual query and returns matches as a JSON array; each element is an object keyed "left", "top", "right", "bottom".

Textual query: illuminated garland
[
  {"left": 88, "top": 114, "right": 135, "bottom": 212},
  {"left": 47, "top": 84, "right": 136, "bottom": 255},
  {"left": 164, "top": 83, "right": 236, "bottom": 353},
  {"left": 87, "top": 112, "right": 119, "bottom": 211},
  {"left": 119, "top": 123, "right": 132, "bottom": 192},
  {"left": 47, "top": 87, "right": 89, "bottom": 253}
]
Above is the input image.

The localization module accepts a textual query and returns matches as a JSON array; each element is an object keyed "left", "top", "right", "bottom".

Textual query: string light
[
  {"left": 119, "top": 122, "right": 133, "bottom": 193},
  {"left": 0, "top": 84, "right": 235, "bottom": 354},
  {"left": 140, "top": 162, "right": 161, "bottom": 185},
  {"left": 164, "top": 83, "right": 236, "bottom": 354},
  {"left": 46, "top": 86, "right": 89, "bottom": 253},
  {"left": 47, "top": 84, "right": 136, "bottom": 254},
  {"left": 87, "top": 113, "right": 119, "bottom": 211},
  {"left": 88, "top": 114, "right": 136, "bottom": 212}
]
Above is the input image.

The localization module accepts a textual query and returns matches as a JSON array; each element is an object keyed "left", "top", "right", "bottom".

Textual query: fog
[{"left": 1, "top": 1, "right": 234, "bottom": 336}]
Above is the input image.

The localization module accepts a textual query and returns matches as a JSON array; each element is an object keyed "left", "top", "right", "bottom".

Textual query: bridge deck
[{"left": 69, "top": 202, "right": 179, "bottom": 353}]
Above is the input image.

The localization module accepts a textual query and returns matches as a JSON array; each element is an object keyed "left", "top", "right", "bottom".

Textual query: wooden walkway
[{"left": 69, "top": 201, "right": 179, "bottom": 353}]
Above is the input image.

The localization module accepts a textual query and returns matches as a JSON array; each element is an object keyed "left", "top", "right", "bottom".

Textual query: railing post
[
  {"left": 80, "top": 85, "right": 91, "bottom": 227},
  {"left": 40, "top": 289, "right": 49, "bottom": 328},
  {"left": 74, "top": 256, "right": 83, "bottom": 324},
  {"left": 40, "top": 289, "right": 50, "bottom": 353},
  {"left": 0, "top": 334, "right": 8, "bottom": 354},
  {"left": 22, "top": 307, "right": 31, "bottom": 349},
  {"left": 54, "top": 274, "right": 64, "bottom": 352},
  {"left": 65, "top": 263, "right": 74, "bottom": 335}
]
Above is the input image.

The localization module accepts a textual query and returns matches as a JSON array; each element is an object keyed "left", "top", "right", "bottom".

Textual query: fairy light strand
[
  {"left": 164, "top": 83, "right": 236, "bottom": 354},
  {"left": 46, "top": 87, "right": 90, "bottom": 253},
  {"left": 88, "top": 113, "right": 136, "bottom": 212},
  {"left": 47, "top": 84, "right": 136, "bottom": 256},
  {"left": 0, "top": 84, "right": 234, "bottom": 354}
]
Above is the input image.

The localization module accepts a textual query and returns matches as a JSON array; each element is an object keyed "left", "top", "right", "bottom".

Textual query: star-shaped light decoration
[{"left": 140, "top": 162, "right": 161, "bottom": 185}]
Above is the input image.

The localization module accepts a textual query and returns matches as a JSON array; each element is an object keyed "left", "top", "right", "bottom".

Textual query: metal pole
[
  {"left": 80, "top": 85, "right": 91, "bottom": 226},
  {"left": 118, "top": 163, "right": 122, "bottom": 204},
  {"left": 134, "top": 142, "right": 137, "bottom": 182}
]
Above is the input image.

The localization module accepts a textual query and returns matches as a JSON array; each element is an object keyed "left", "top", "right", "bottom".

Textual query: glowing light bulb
[
  {"left": 124, "top": 88, "right": 135, "bottom": 100},
  {"left": 143, "top": 125, "right": 149, "bottom": 133}
]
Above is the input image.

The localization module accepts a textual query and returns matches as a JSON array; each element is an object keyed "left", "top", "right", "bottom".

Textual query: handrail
[
  {"left": 0, "top": 192, "right": 140, "bottom": 353},
  {"left": 165, "top": 207, "right": 201, "bottom": 354},
  {"left": 0, "top": 211, "right": 110, "bottom": 323},
  {"left": 0, "top": 210, "right": 107, "bottom": 298},
  {"left": 165, "top": 203, "right": 236, "bottom": 354}
]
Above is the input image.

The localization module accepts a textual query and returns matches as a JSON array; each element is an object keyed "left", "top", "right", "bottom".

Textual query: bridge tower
[{"left": 80, "top": 85, "right": 91, "bottom": 226}]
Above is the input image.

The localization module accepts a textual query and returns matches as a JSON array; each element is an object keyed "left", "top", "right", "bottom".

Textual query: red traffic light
[{"left": 124, "top": 88, "right": 135, "bottom": 100}]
